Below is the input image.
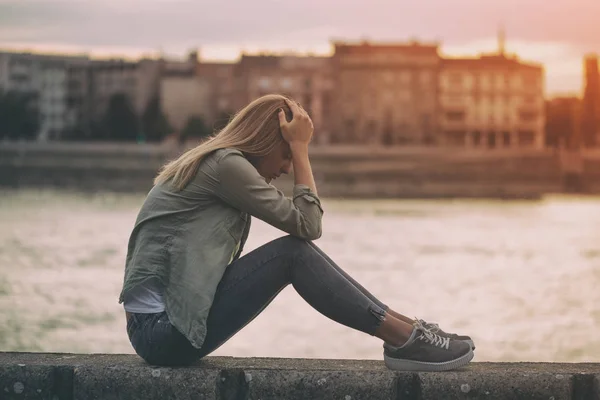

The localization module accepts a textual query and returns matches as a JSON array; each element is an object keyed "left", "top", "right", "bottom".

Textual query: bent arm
[
  {"left": 290, "top": 142, "right": 317, "bottom": 195},
  {"left": 215, "top": 152, "right": 323, "bottom": 240}
]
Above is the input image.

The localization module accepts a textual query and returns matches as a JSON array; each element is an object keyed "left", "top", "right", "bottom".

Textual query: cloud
[{"left": 1, "top": 0, "right": 599, "bottom": 51}]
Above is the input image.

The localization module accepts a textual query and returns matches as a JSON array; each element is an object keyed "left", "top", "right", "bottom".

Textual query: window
[
  {"left": 449, "top": 73, "right": 462, "bottom": 85},
  {"left": 519, "top": 111, "right": 537, "bottom": 122},
  {"left": 383, "top": 71, "right": 394, "bottom": 84},
  {"left": 344, "top": 119, "right": 356, "bottom": 134},
  {"left": 421, "top": 113, "right": 431, "bottom": 134},
  {"left": 518, "top": 130, "right": 535, "bottom": 146},
  {"left": 472, "top": 131, "right": 482, "bottom": 146},
  {"left": 487, "top": 131, "right": 497, "bottom": 148},
  {"left": 303, "top": 95, "right": 312, "bottom": 115},
  {"left": 382, "top": 110, "right": 394, "bottom": 145},
  {"left": 445, "top": 130, "right": 467, "bottom": 146},
  {"left": 367, "top": 120, "right": 378, "bottom": 135},
  {"left": 400, "top": 71, "right": 411, "bottom": 84},
  {"left": 281, "top": 77, "right": 292, "bottom": 90},
  {"left": 258, "top": 77, "right": 271, "bottom": 90},
  {"left": 446, "top": 111, "right": 466, "bottom": 121},
  {"left": 522, "top": 74, "right": 539, "bottom": 91},
  {"left": 502, "top": 131, "right": 511, "bottom": 146},
  {"left": 218, "top": 98, "right": 229, "bottom": 110}
]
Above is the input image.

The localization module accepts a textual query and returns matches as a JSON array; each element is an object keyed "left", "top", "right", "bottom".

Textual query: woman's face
[{"left": 254, "top": 141, "right": 293, "bottom": 183}]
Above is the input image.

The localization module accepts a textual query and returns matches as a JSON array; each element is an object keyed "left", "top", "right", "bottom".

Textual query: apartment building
[
  {"left": 232, "top": 54, "right": 333, "bottom": 143},
  {"left": 330, "top": 40, "right": 440, "bottom": 145},
  {"left": 438, "top": 32, "right": 545, "bottom": 150},
  {"left": 0, "top": 51, "right": 89, "bottom": 140}
]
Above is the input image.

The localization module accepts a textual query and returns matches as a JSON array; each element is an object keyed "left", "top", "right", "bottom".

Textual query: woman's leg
[
  {"left": 306, "top": 241, "right": 415, "bottom": 325},
  {"left": 197, "top": 235, "right": 415, "bottom": 357}
]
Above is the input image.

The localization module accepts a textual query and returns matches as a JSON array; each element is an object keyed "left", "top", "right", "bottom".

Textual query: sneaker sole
[{"left": 384, "top": 348, "right": 474, "bottom": 372}]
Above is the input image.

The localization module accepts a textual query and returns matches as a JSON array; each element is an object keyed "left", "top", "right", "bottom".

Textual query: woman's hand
[{"left": 278, "top": 100, "right": 314, "bottom": 145}]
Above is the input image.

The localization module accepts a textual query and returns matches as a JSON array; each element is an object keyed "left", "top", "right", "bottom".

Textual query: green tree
[
  {"left": 141, "top": 96, "right": 172, "bottom": 143},
  {"left": 0, "top": 90, "right": 39, "bottom": 140},
  {"left": 181, "top": 115, "right": 212, "bottom": 141},
  {"left": 102, "top": 93, "right": 138, "bottom": 142}
]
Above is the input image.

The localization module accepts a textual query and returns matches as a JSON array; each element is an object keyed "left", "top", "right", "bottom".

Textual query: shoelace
[
  {"left": 418, "top": 319, "right": 440, "bottom": 333},
  {"left": 414, "top": 320, "right": 450, "bottom": 349}
]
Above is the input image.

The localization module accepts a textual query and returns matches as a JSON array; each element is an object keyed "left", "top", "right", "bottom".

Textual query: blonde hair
[{"left": 155, "top": 94, "right": 294, "bottom": 190}]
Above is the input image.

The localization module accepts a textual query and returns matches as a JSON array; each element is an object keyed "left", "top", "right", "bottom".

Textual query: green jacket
[{"left": 118, "top": 148, "right": 323, "bottom": 349}]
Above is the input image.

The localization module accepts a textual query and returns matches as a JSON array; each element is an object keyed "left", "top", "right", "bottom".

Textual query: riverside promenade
[
  {"left": 1, "top": 352, "right": 599, "bottom": 399},
  {"left": 3, "top": 141, "right": 600, "bottom": 198}
]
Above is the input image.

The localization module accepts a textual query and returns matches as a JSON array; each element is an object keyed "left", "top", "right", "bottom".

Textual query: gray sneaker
[
  {"left": 383, "top": 321, "right": 474, "bottom": 372},
  {"left": 419, "top": 319, "right": 475, "bottom": 350}
]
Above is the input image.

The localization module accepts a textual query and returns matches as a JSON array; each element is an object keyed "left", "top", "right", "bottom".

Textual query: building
[
  {"left": 64, "top": 59, "right": 92, "bottom": 137},
  {"left": 160, "top": 74, "right": 211, "bottom": 133},
  {"left": 545, "top": 97, "right": 581, "bottom": 149},
  {"left": 0, "top": 51, "right": 89, "bottom": 140},
  {"left": 59, "top": 56, "right": 163, "bottom": 140},
  {"left": 438, "top": 33, "right": 545, "bottom": 149},
  {"left": 330, "top": 40, "right": 440, "bottom": 145},
  {"left": 159, "top": 50, "right": 214, "bottom": 133},
  {"left": 581, "top": 54, "right": 600, "bottom": 148},
  {"left": 1, "top": 38, "right": 550, "bottom": 147},
  {"left": 439, "top": 55, "right": 545, "bottom": 149},
  {"left": 232, "top": 54, "right": 333, "bottom": 143},
  {"left": 197, "top": 61, "right": 235, "bottom": 128},
  {"left": 88, "top": 59, "right": 139, "bottom": 120}
]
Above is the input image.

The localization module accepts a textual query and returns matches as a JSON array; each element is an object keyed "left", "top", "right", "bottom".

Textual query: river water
[{"left": 1, "top": 189, "right": 599, "bottom": 362}]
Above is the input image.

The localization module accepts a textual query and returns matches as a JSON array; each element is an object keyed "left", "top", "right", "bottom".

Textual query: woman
[{"left": 119, "top": 94, "right": 475, "bottom": 371}]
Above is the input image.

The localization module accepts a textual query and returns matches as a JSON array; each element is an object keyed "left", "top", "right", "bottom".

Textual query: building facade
[
  {"left": 158, "top": 50, "right": 217, "bottom": 134},
  {"left": 89, "top": 60, "right": 140, "bottom": 119},
  {"left": 232, "top": 54, "right": 333, "bottom": 143},
  {"left": 196, "top": 62, "right": 235, "bottom": 128},
  {"left": 581, "top": 54, "right": 600, "bottom": 148},
  {"left": 439, "top": 53, "right": 545, "bottom": 149},
  {"left": 0, "top": 51, "right": 166, "bottom": 140},
  {"left": 545, "top": 97, "right": 581, "bottom": 149},
  {"left": 160, "top": 75, "right": 211, "bottom": 132},
  {"left": 0, "top": 51, "right": 89, "bottom": 140},
  {"left": 1, "top": 39, "right": 549, "bottom": 148},
  {"left": 330, "top": 41, "right": 440, "bottom": 145}
]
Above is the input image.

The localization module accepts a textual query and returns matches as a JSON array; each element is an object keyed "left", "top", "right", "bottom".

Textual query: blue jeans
[{"left": 127, "top": 235, "right": 389, "bottom": 366}]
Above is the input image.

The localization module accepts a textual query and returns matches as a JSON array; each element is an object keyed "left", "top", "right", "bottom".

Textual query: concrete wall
[
  {"left": 1, "top": 142, "right": 598, "bottom": 199},
  {"left": 1, "top": 352, "right": 599, "bottom": 400}
]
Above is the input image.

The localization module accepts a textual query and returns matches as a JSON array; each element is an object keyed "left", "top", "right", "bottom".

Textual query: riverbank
[
  {"left": 1, "top": 352, "right": 599, "bottom": 399},
  {"left": 3, "top": 141, "right": 600, "bottom": 199}
]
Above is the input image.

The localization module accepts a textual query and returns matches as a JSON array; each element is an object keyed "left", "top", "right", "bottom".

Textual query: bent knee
[
  {"left": 274, "top": 235, "right": 313, "bottom": 252},
  {"left": 279, "top": 235, "right": 310, "bottom": 246}
]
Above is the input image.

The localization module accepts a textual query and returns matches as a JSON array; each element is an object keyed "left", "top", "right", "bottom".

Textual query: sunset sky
[{"left": 2, "top": 0, "right": 599, "bottom": 96}]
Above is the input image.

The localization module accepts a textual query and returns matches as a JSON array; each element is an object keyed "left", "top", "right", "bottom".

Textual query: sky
[{"left": 1, "top": 0, "right": 599, "bottom": 96}]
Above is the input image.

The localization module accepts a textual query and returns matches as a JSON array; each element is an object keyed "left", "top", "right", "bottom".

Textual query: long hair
[{"left": 154, "top": 94, "right": 294, "bottom": 190}]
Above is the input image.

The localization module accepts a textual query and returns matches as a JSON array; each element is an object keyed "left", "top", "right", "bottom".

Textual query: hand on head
[{"left": 278, "top": 100, "right": 314, "bottom": 146}]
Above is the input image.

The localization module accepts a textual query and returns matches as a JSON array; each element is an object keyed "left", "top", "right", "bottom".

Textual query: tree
[
  {"left": 102, "top": 93, "right": 139, "bottom": 142},
  {"left": 213, "top": 110, "right": 234, "bottom": 132},
  {"left": 141, "top": 96, "right": 172, "bottom": 143},
  {"left": 0, "top": 90, "right": 40, "bottom": 140},
  {"left": 181, "top": 115, "right": 212, "bottom": 141}
]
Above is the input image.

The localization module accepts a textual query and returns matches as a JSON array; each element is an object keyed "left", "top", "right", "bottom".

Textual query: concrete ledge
[{"left": 1, "top": 353, "right": 599, "bottom": 399}]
